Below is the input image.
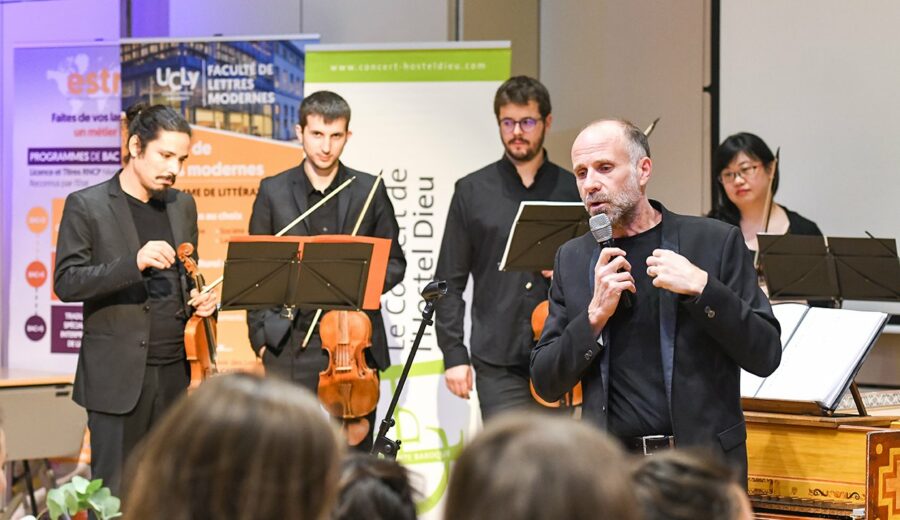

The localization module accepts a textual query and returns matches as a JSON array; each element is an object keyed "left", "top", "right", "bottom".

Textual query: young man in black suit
[
  {"left": 531, "top": 119, "right": 781, "bottom": 481},
  {"left": 247, "top": 91, "right": 406, "bottom": 451},
  {"left": 55, "top": 104, "right": 217, "bottom": 494}
]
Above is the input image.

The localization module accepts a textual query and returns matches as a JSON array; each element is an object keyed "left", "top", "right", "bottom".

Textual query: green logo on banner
[{"left": 307, "top": 48, "right": 511, "bottom": 83}]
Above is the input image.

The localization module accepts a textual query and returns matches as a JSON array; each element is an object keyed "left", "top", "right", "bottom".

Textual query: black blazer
[
  {"left": 531, "top": 201, "right": 781, "bottom": 479},
  {"left": 54, "top": 173, "right": 198, "bottom": 414},
  {"left": 246, "top": 162, "right": 406, "bottom": 370}
]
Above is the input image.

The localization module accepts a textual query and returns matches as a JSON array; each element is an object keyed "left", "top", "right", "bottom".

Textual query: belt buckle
[{"left": 640, "top": 434, "right": 671, "bottom": 456}]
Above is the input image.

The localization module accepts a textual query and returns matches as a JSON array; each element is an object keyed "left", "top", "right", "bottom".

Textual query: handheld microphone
[{"left": 589, "top": 213, "right": 633, "bottom": 308}]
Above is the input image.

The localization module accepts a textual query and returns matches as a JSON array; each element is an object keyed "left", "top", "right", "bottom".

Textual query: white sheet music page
[
  {"left": 740, "top": 302, "right": 808, "bottom": 397},
  {"left": 753, "top": 307, "right": 887, "bottom": 407},
  {"left": 498, "top": 201, "right": 528, "bottom": 272}
]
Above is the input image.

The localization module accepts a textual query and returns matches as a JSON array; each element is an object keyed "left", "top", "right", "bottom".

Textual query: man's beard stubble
[
  {"left": 585, "top": 168, "right": 643, "bottom": 227},
  {"left": 504, "top": 130, "right": 545, "bottom": 162}
]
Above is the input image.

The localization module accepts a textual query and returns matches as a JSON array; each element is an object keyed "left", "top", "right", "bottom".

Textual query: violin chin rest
[{"left": 343, "top": 417, "right": 370, "bottom": 447}]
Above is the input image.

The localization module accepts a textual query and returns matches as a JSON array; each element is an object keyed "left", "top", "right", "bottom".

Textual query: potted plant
[{"left": 23, "top": 475, "right": 121, "bottom": 520}]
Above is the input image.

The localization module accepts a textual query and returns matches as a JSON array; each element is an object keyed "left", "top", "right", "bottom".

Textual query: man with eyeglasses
[{"left": 434, "top": 76, "right": 580, "bottom": 420}]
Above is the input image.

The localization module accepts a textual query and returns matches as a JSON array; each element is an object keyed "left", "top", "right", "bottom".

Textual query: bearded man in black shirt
[
  {"left": 434, "top": 76, "right": 580, "bottom": 420},
  {"left": 55, "top": 104, "right": 217, "bottom": 494},
  {"left": 531, "top": 119, "right": 781, "bottom": 481}
]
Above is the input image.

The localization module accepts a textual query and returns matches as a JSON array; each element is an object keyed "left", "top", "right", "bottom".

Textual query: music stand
[
  {"left": 758, "top": 234, "right": 900, "bottom": 304},
  {"left": 220, "top": 235, "right": 391, "bottom": 314},
  {"left": 499, "top": 202, "right": 588, "bottom": 271},
  {"left": 219, "top": 236, "right": 305, "bottom": 319}
]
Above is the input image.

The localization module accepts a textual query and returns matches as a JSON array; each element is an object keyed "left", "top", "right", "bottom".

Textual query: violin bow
[
  {"left": 754, "top": 147, "right": 779, "bottom": 269},
  {"left": 644, "top": 117, "right": 660, "bottom": 137},
  {"left": 200, "top": 175, "right": 357, "bottom": 294},
  {"left": 301, "top": 170, "right": 385, "bottom": 349}
]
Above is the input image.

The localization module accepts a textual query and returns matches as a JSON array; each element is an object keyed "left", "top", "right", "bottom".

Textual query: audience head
[
  {"left": 332, "top": 453, "right": 418, "bottom": 520},
  {"left": 444, "top": 412, "right": 641, "bottom": 520},
  {"left": 710, "top": 132, "right": 779, "bottom": 226},
  {"left": 0, "top": 420, "right": 6, "bottom": 497},
  {"left": 494, "top": 76, "right": 553, "bottom": 162},
  {"left": 123, "top": 373, "right": 342, "bottom": 520},
  {"left": 632, "top": 449, "right": 753, "bottom": 520}
]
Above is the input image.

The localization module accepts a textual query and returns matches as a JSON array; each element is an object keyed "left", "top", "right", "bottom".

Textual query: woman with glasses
[{"left": 709, "top": 132, "right": 821, "bottom": 252}]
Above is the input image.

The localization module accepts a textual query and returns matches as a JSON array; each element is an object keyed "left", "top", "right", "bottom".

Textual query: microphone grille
[{"left": 589, "top": 213, "right": 613, "bottom": 243}]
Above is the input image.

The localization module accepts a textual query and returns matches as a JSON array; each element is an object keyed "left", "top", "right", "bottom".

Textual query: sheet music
[
  {"left": 498, "top": 201, "right": 529, "bottom": 272},
  {"left": 752, "top": 306, "right": 887, "bottom": 408},
  {"left": 740, "top": 303, "right": 808, "bottom": 397}
]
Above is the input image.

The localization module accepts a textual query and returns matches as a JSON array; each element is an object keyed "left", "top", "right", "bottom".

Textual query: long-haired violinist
[{"left": 54, "top": 103, "right": 217, "bottom": 496}]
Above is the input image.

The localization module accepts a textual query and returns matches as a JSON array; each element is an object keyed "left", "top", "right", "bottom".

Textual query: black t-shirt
[
  {"left": 126, "top": 194, "right": 186, "bottom": 365},
  {"left": 304, "top": 169, "right": 342, "bottom": 235},
  {"left": 607, "top": 222, "right": 673, "bottom": 438}
]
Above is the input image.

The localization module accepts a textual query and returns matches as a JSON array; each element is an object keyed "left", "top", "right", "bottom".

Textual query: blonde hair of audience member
[
  {"left": 333, "top": 453, "right": 419, "bottom": 520},
  {"left": 444, "top": 413, "right": 640, "bottom": 520},
  {"left": 123, "top": 373, "right": 342, "bottom": 520},
  {"left": 632, "top": 449, "right": 753, "bottom": 520}
]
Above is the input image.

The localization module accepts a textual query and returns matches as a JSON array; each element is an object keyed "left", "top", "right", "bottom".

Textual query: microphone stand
[{"left": 372, "top": 280, "right": 447, "bottom": 458}]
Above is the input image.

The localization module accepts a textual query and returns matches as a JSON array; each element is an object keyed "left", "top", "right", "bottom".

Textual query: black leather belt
[{"left": 621, "top": 434, "right": 675, "bottom": 455}]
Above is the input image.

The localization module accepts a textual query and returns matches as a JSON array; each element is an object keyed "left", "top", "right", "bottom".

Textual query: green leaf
[
  {"left": 85, "top": 478, "right": 103, "bottom": 495},
  {"left": 47, "top": 488, "right": 66, "bottom": 520},
  {"left": 98, "top": 496, "right": 122, "bottom": 519},
  {"left": 71, "top": 475, "right": 90, "bottom": 494},
  {"left": 64, "top": 488, "right": 81, "bottom": 513},
  {"left": 87, "top": 487, "right": 110, "bottom": 511}
]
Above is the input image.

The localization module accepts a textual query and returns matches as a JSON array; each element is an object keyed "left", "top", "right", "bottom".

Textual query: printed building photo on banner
[{"left": 119, "top": 35, "right": 319, "bottom": 372}]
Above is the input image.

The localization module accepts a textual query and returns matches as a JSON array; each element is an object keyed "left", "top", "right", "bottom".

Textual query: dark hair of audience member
[
  {"left": 123, "top": 373, "right": 342, "bottom": 520},
  {"left": 708, "top": 131, "right": 779, "bottom": 226},
  {"left": 123, "top": 103, "right": 192, "bottom": 162},
  {"left": 299, "top": 90, "right": 352, "bottom": 128},
  {"left": 493, "top": 76, "right": 552, "bottom": 119},
  {"left": 332, "top": 453, "right": 418, "bottom": 520},
  {"left": 632, "top": 449, "right": 752, "bottom": 520},
  {"left": 444, "top": 413, "right": 641, "bottom": 520}
]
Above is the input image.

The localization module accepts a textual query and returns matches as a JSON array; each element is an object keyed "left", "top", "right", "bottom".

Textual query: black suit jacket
[
  {"left": 246, "top": 161, "right": 406, "bottom": 370},
  {"left": 54, "top": 173, "right": 198, "bottom": 414},
  {"left": 531, "top": 201, "right": 781, "bottom": 478}
]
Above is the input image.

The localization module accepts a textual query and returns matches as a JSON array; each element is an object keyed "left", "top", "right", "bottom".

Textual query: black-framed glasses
[
  {"left": 499, "top": 117, "right": 542, "bottom": 133},
  {"left": 719, "top": 164, "right": 762, "bottom": 184}
]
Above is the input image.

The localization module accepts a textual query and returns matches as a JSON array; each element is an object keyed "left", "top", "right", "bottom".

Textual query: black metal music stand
[
  {"left": 499, "top": 202, "right": 588, "bottom": 271},
  {"left": 220, "top": 239, "right": 375, "bottom": 314},
  {"left": 758, "top": 234, "right": 900, "bottom": 304}
]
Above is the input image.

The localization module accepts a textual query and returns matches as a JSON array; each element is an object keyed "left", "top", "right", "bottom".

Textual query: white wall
[
  {"left": 169, "top": 0, "right": 301, "bottom": 37},
  {"left": 540, "top": 0, "right": 707, "bottom": 217},
  {"left": 721, "top": 0, "right": 900, "bottom": 241},
  {"left": 302, "top": 0, "right": 449, "bottom": 43}
]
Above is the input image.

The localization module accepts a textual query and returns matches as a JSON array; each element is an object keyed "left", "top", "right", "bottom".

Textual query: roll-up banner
[
  {"left": 305, "top": 41, "right": 511, "bottom": 516},
  {"left": 7, "top": 35, "right": 319, "bottom": 373},
  {"left": 120, "top": 35, "right": 319, "bottom": 373},
  {"left": 9, "top": 42, "right": 121, "bottom": 372}
]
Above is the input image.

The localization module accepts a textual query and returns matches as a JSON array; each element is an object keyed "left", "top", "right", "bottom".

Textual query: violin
[
  {"left": 315, "top": 172, "right": 385, "bottom": 446},
  {"left": 529, "top": 300, "right": 582, "bottom": 408},
  {"left": 178, "top": 243, "right": 218, "bottom": 388},
  {"left": 318, "top": 309, "right": 379, "bottom": 446}
]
